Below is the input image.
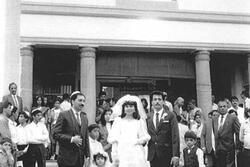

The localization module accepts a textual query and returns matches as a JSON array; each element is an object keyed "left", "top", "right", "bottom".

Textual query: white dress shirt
[
  {"left": 8, "top": 119, "right": 17, "bottom": 144},
  {"left": 26, "top": 121, "right": 50, "bottom": 146},
  {"left": 228, "top": 106, "right": 246, "bottom": 124},
  {"left": 239, "top": 119, "right": 250, "bottom": 149},
  {"left": 153, "top": 108, "right": 163, "bottom": 128},
  {"left": 244, "top": 98, "right": 250, "bottom": 109},
  {"left": 72, "top": 108, "right": 81, "bottom": 125},
  {"left": 16, "top": 124, "right": 29, "bottom": 145}
]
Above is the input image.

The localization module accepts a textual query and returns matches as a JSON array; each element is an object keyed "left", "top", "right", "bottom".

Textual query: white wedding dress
[{"left": 108, "top": 117, "right": 150, "bottom": 167}]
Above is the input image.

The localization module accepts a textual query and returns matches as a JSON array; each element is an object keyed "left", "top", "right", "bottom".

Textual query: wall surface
[{"left": 21, "top": 14, "right": 250, "bottom": 46}]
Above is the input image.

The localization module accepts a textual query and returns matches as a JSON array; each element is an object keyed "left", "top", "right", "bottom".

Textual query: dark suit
[
  {"left": 53, "top": 109, "right": 90, "bottom": 167},
  {"left": 201, "top": 118, "right": 215, "bottom": 167},
  {"left": 212, "top": 113, "right": 240, "bottom": 167},
  {"left": 147, "top": 108, "right": 180, "bottom": 167},
  {"left": 2, "top": 94, "right": 23, "bottom": 113}
]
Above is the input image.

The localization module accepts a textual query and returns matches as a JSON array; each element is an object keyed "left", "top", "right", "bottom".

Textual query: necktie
[
  {"left": 156, "top": 112, "right": 160, "bottom": 129},
  {"left": 218, "top": 115, "right": 224, "bottom": 130},
  {"left": 76, "top": 112, "right": 81, "bottom": 126}
]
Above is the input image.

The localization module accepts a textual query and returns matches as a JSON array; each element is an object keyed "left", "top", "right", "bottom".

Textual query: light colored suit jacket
[{"left": 2, "top": 94, "right": 23, "bottom": 113}]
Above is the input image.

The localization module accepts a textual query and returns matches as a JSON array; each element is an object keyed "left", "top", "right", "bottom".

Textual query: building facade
[{"left": 1, "top": 0, "right": 250, "bottom": 123}]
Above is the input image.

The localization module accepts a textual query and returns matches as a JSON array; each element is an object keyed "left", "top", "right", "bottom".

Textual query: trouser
[
  {"left": 17, "top": 144, "right": 29, "bottom": 167},
  {"left": 58, "top": 156, "right": 83, "bottom": 167},
  {"left": 150, "top": 154, "right": 172, "bottom": 167},
  {"left": 242, "top": 148, "right": 250, "bottom": 167},
  {"left": 204, "top": 150, "right": 216, "bottom": 167},
  {"left": 26, "top": 144, "right": 46, "bottom": 167},
  {"left": 216, "top": 150, "right": 235, "bottom": 167}
]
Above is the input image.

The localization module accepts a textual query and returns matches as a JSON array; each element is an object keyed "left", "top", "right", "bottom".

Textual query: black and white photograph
[{"left": 0, "top": 0, "right": 250, "bottom": 167}]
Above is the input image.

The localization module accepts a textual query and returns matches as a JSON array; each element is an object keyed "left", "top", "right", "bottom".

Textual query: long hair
[
  {"left": 121, "top": 101, "right": 140, "bottom": 120},
  {"left": 100, "top": 108, "right": 113, "bottom": 126}
]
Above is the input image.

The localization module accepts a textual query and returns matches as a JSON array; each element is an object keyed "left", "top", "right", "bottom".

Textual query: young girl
[
  {"left": 99, "top": 108, "right": 113, "bottom": 161},
  {"left": 49, "top": 97, "right": 62, "bottom": 159},
  {"left": 92, "top": 151, "right": 111, "bottom": 167},
  {"left": 239, "top": 108, "right": 250, "bottom": 167},
  {"left": 0, "top": 137, "right": 14, "bottom": 167},
  {"left": 108, "top": 97, "right": 150, "bottom": 167}
]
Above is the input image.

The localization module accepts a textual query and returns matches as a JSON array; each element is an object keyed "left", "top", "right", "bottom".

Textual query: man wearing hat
[{"left": 53, "top": 91, "right": 90, "bottom": 167}]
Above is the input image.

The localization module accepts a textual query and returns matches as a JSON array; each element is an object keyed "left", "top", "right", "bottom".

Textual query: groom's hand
[{"left": 171, "top": 156, "right": 179, "bottom": 167}]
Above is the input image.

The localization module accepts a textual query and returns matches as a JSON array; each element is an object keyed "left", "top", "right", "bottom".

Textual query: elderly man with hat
[{"left": 53, "top": 91, "right": 90, "bottom": 167}]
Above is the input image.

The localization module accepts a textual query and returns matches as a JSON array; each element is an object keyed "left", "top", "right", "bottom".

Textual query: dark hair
[
  {"left": 70, "top": 92, "right": 85, "bottom": 101},
  {"left": 2, "top": 101, "right": 12, "bottom": 109},
  {"left": 33, "top": 96, "right": 44, "bottom": 107},
  {"left": 121, "top": 101, "right": 140, "bottom": 120},
  {"left": 188, "top": 99, "right": 196, "bottom": 105},
  {"left": 141, "top": 98, "right": 148, "bottom": 109},
  {"left": 241, "top": 90, "right": 249, "bottom": 98},
  {"left": 150, "top": 91, "right": 164, "bottom": 102},
  {"left": 54, "top": 97, "right": 62, "bottom": 104},
  {"left": 245, "top": 108, "right": 250, "bottom": 118},
  {"left": 93, "top": 152, "right": 107, "bottom": 162},
  {"left": 62, "top": 93, "right": 70, "bottom": 100},
  {"left": 100, "top": 108, "right": 112, "bottom": 126},
  {"left": 194, "top": 113, "right": 201, "bottom": 120},
  {"left": 228, "top": 109, "right": 238, "bottom": 116},
  {"left": 176, "top": 115, "right": 182, "bottom": 122},
  {"left": 230, "top": 96, "right": 238, "bottom": 102},
  {"left": 184, "top": 130, "right": 197, "bottom": 140},
  {"left": 8, "top": 82, "right": 17, "bottom": 90},
  {"left": 88, "top": 124, "right": 100, "bottom": 132},
  {"left": 99, "top": 91, "right": 106, "bottom": 97},
  {"left": 18, "top": 111, "right": 30, "bottom": 122},
  {"left": 11, "top": 106, "right": 17, "bottom": 115},
  {"left": 0, "top": 137, "right": 12, "bottom": 145},
  {"left": 31, "top": 109, "right": 42, "bottom": 116}
]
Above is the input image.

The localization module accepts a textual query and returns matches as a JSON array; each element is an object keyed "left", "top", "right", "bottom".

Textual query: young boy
[
  {"left": 26, "top": 109, "right": 50, "bottom": 167},
  {"left": 89, "top": 124, "right": 105, "bottom": 167},
  {"left": 239, "top": 108, "right": 250, "bottom": 167},
  {"left": 190, "top": 113, "right": 203, "bottom": 148},
  {"left": 183, "top": 131, "right": 205, "bottom": 167},
  {"left": 0, "top": 137, "right": 14, "bottom": 167}
]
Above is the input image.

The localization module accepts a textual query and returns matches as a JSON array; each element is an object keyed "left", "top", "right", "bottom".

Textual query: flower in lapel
[{"left": 161, "top": 113, "right": 169, "bottom": 122}]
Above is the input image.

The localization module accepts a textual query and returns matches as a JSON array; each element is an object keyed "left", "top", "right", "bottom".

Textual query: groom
[{"left": 147, "top": 91, "right": 180, "bottom": 167}]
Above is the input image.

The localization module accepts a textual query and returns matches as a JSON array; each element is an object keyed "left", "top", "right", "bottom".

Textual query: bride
[{"left": 108, "top": 95, "right": 150, "bottom": 167}]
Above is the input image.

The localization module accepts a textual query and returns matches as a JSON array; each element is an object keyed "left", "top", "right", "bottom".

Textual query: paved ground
[{"left": 46, "top": 160, "right": 57, "bottom": 167}]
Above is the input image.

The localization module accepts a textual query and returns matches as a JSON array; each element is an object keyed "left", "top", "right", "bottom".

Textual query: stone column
[
  {"left": 0, "top": 0, "right": 20, "bottom": 97},
  {"left": 80, "top": 47, "right": 96, "bottom": 124},
  {"left": 20, "top": 45, "right": 34, "bottom": 110},
  {"left": 195, "top": 50, "right": 212, "bottom": 120},
  {"left": 247, "top": 54, "right": 250, "bottom": 96}
]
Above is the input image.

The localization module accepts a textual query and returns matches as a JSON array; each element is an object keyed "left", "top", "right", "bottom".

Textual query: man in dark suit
[
  {"left": 53, "top": 91, "right": 90, "bottom": 167},
  {"left": 2, "top": 82, "right": 23, "bottom": 115},
  {"left": 147, "top": 91, "right": 180, "bottom": 167},
  {"left": 212, "top": 99, "right": 240, "bottom": 167}
]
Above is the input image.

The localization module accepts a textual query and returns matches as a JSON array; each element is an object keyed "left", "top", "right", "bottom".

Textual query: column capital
[
  {"left": 80, "top": 47, "right": 96, "bottom": 59},
  {"left": 20, "top": 44, "right": 34, "bottom": 57},
  {"left": 195, "top": 50, "right": 210, "bottom": 62}
]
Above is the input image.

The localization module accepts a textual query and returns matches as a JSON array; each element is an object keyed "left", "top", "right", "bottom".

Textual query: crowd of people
[{"left": 0, "top": 82, "right": 250, "bottom": 167}]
